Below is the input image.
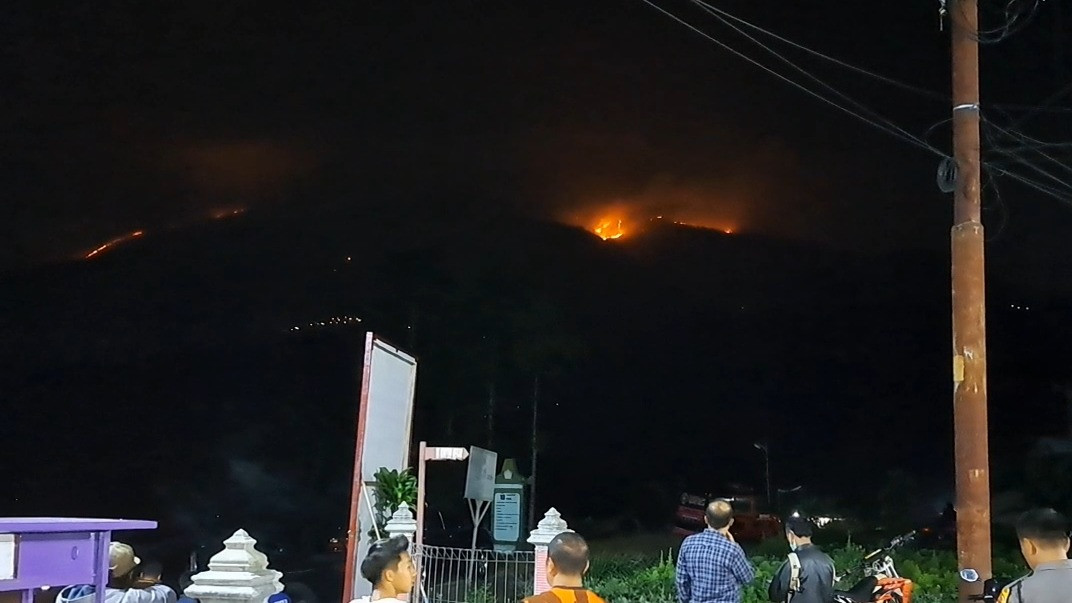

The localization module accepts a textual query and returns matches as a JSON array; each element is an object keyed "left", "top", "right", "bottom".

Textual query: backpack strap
[
  {"left": 787, "top": 552, "right": 802, "bottom": 602},
  {"left": 523, "top": 591, "right": 564, "bottom": 603}
]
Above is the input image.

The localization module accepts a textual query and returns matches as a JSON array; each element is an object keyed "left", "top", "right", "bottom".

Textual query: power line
[
  {"left": 643, "top": 0, "right": 1072, "bottom": 207},
  {"left": 990, "top": 139, "right": 1072, "bottom": 172},
  {"left": 981, "top": 114, "right": 1072, "bottom": 169},
  {"left": 688, "top": 0, "right": 950, "bottom": 103},
  {"left": 985, "top": 118, "right": 1072, "bottom": 181},
  {"left": 955, "top": 0, "right": 1044, "bottom": 44},
  {"left": 686, "top": 0, "right": 1066, "bottom": 115},
  {"left": 982, "top": 168, "right": 1010, "bottom": 241},
  {"left": 924, "top": 117, "right": 955, "bottom": 151},
  {"left": 989, "top": 164, "right": 1072, "bottom": 202},
  {"left": 639, "top": 0, "right": 946, "bottom": 158},
  {"left": 1008, "top": 80, "right": 1072, "bottom": 129},
  {"left": 981, "top": 122, "right": 1072, "bottom": 208},
  {"left": 981, "top": 120, "right": 1072, "bottom": 202},
  {"left": 993, "top": 101, "right": 1072, "bottom": 115},
  {"left": 687, "top": 0, "right": 941, "bottom": 155}
]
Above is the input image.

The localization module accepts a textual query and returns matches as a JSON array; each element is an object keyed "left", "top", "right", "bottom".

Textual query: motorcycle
[
  {"left": 960, "top": 568, "right": 1010, "bottom": 603},
  {"left": 833, "top": 531, "right": 917, "bottom": 603}
]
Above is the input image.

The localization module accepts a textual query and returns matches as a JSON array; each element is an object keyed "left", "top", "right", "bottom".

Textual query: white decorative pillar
[
  {"left": 382, "top": 503, "right": 419, "bottom": 603},
  {"left": 184, "top": 530, "right": 283, "bottom": 603},
  {"left": 385, "top": 503, "right": 418, "bottom": 546},
  {"left": 527, "top": 508, "right": 571, "bottom": 595}
]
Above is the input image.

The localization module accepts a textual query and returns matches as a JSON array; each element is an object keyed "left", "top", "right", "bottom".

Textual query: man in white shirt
[{"left": 354, "top": 536, "right": 416, "bottom": 603}]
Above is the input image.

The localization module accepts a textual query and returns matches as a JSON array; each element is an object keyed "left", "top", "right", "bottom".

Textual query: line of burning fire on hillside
[
  {"left": 588, "top": 214, "right": 737, "bottom": 241},
  {"left": 77, "top": 204, "right": 736, "bottom": 264}
]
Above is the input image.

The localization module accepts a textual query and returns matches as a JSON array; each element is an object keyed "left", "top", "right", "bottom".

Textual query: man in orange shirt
[{"left": 523, "top": 532, "right": 606, "bottom": 603}]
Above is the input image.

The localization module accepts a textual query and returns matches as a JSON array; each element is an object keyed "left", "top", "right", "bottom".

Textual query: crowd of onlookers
[
  {"left": 53, "top": 543, "right": 178, "bottom": 603},
  {"left": 36, "top": 503, "right": 1072, "bottom": 603},
  {"left": 668, "top": 501, "right": 1072, "bottom": 603}
]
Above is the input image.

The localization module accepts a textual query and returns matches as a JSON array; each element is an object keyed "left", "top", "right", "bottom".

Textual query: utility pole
[
  {"left": 754, "top": 442, "right": 772, "bottom": 510},
  {"left": 528, "top": 375, "right": 540, "bottom": 530},
  {"left": 950, "top": 1, "right": 992, "bottom": 600}
]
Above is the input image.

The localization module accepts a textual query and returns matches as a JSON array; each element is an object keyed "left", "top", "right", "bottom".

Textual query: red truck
[{"left": 672, "top": 493, "right": 783, "bottom": 542}]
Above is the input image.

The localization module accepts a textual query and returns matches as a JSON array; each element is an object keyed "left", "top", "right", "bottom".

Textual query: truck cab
[{"left": 672, "top": 493, "right": 783, "bottom": 543}]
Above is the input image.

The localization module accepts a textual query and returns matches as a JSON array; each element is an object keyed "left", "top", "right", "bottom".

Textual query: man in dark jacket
[{"left": 768, "top": 517, "right": 835, "bottom": 603}]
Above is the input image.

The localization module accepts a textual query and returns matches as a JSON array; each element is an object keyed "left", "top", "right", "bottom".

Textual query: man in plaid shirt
[{"left": 675, "top": 499, "right": 755, "bottom": 603}]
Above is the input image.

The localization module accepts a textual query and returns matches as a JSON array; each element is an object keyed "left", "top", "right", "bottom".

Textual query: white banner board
[{"left": 344, "top": 334, "right": 418, "bottom": 601}]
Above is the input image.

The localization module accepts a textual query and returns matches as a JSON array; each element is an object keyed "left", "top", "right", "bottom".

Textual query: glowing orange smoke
[
  {"left": 84, "top": 231, "right": 145, "bottom": 260},
  {"left": 211, "top": 207, "right": 247, "bottom": 219},
  {"left": 594, "top": 219, "right": 625, "bottom": 240},
  {"left": 668, "top": 218, "right": 736, "bottom": 235}
]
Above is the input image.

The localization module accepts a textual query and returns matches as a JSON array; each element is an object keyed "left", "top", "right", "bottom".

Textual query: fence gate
[{"left": 414, "top": 545, "right": 535, "bottom": 603}]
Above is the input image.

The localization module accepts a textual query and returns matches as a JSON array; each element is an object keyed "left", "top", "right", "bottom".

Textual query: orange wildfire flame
[
  {"left": 593, "top": 219, "right": 625, "bottom": 240},
  {"left": 589, "top": 214, "right": 737, "bottom": 241},
  {"left": 81, "top": 208, "right": 250, "bottom": 261},
  {"left": 669, "top": 218, "right": 734, "bottom": 235},
  {"left": 84, "top": 231, "right": 144, "bottom": 260}
]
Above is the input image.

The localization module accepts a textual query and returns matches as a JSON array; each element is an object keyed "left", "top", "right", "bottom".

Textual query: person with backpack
[{"left": 768, "top": 517, "right": 835, "bottom": 603}]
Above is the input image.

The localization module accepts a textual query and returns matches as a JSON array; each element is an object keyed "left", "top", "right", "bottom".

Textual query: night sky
[
  {"left": 7, "top": 0, "right": 1072, "bottom": 288},
  {"left": 4, "top": 0, "right": 1072, "bottom": 566}
]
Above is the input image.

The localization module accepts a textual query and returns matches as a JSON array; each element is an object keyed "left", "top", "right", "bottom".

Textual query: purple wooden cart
[{"left": 0, "top": 518, "right": 157, "bottom": 603}]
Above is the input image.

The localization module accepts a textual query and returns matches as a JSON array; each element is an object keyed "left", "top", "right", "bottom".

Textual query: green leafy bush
[
  {"left": 464, "top": 585, "right": 494, "bottom": 603},
  {"left": 588, "top": 553, "right": 677, "bottom": 603},
  {"left": 369, "top": 466, "right": 418, "bottom": 537}
]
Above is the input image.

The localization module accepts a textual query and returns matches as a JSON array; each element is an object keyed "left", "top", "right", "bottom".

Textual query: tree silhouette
[{"left": 507, "top": 296, "right": 586, "bottom": 529}]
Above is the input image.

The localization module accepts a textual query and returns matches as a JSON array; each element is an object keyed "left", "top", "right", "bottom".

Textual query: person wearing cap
[
  {"left": 767, "top": 517, "right": 834, "bottom": 603},
  {"left": 104, "top": 542, "right": 176, "bottom": 603},
  {"left": 998, "top": 508, "right": 1072, "bottom": 603},
  {"left": 56, "top": 543, "right": 176, "bottom": 603}
]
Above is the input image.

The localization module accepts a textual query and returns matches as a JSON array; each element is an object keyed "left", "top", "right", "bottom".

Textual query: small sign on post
[
  {"left": 465, "top": 446, "right": 497, "bottom": 583},
  {"left": 464, "top": 446, "right": 498, "bottom": 582},
  {"left": 416, "top": 443, "right": 471, "bottom": 550},
  {"left": 492, "top": 459, "right": 526, "bottom": 551},
  {"left": 426, "top": 447, "right": 469, "bottom": 461},
  {"left": 413, "top": 441, "right": 472, "bottom": 603},
  {"left": 464, "top": 447, "right": 497, "bottom": 503}
]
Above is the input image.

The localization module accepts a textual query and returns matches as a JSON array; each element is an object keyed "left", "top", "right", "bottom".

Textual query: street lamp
[{"left": 754, "top": 442, "right": 772, "bottom": 509}]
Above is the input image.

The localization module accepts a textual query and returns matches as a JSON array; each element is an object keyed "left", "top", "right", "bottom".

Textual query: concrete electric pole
[{"left": 949, "top": 1, "right": 992, "bottom": 600}]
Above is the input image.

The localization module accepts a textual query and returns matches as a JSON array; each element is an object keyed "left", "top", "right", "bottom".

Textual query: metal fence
[{"left": 414, "top": 545, "right": 535, "bottom": 603}]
